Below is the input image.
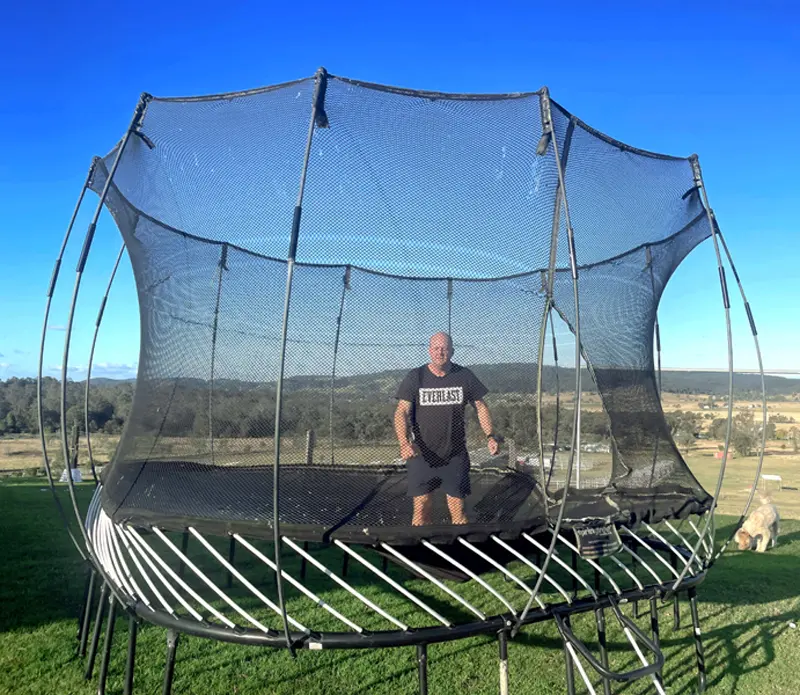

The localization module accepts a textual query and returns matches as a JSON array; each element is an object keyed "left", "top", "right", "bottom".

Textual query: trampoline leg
[
  {"left": 97, "top": 598, "right": 117, "bottom": 695},
  {"left": 227, "top": 536, "right": 236, "bottom": 589},
  {"left": 417, "top": 644, "right": 428, "bottom": 695},
  {"left": 498, "top": 630, "right": 509, "bottom": 695},
  {"left": 563, "top": 616, "right": 576, "bottom": 695},
  {"left": 570, "top": 549, "right": 579, "bottom": 598},
  {"left": 670, "top": 555, "right": 681, "bottom": 630},
  {"left": 85, "top": 583, "right": 109, "bottom": 679},
  {"left": 300, "top": 542, "right": 309, "bottom": 581},
  {"left": 162, "top": 629, "right": 180, "bottom": 695},
  {"left": 688, "top": 587, "right": 706, "bottom": 693},
  {"left": 650, "top": 595, "right": 664, "bottom": 689},
  {"left": 77, "top": 566, "right": 94, "bottom": 640},
  {"left": 124, "top": 617, "right": 138, "bottom": 695},
  {"left": 381, "top": 553, "right": 389, "bottom": 574},
  {"left": 594, "top": 608, "right": 612, "bottom": 695},
  {"left": 78, "top": 570, "right": 97, "bottom": 656},
  {"left": 342, "top": 551, "right": 350, "bottom": 578},
  {"left": 178, "top": 531, "right": 189, "bottom": 579},
  {"left": 632, "top": 547, "right": 640, "bottom": 619}
]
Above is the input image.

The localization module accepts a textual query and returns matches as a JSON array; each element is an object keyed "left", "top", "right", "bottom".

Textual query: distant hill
[
  {"left": 80, "top": 365, "right": 797, "bottom": 398},
  {"left": 29, "top": 366, "right": 796, "bottom": 400}
]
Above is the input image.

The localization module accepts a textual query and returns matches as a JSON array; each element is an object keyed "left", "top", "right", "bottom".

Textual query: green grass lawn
[{"left": 2, "top": 478, "right": 800, "bottom": 694}]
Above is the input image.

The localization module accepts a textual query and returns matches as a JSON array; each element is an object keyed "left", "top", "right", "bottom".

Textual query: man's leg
[
  {"left": 443, "top": 452, "right": 471, "bottom": 525},
  {"left": 446, "top": 495, "right": 468, "bottom": 525},
  {"left": 413, "top": 494, "right": 434, "bottom": 526}
]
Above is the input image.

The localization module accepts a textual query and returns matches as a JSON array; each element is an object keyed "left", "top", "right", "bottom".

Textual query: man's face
[{"left": 429, "top": 335, "right": 453, "bottom": 368}]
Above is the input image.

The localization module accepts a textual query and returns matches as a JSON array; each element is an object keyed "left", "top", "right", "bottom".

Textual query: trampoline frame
[{"left": 38, "top": 67, "right": 768, "bottom": 694}]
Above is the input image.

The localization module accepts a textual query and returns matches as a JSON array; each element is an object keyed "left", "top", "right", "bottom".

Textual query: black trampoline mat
[{"left": 101, "top": 460, "right": 712, "bottom": 544}]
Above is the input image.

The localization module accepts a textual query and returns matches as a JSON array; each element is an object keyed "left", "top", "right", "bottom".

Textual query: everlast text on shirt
[{"left": 418, "top": 387, "right": 464, "bottom": 406}]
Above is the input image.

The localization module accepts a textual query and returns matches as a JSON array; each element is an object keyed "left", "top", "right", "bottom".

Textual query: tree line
[{"left": 3, "top": 377, "right": 798, "bottom": 457}]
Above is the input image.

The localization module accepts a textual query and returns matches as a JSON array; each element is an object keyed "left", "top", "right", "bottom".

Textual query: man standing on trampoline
[{"left": 395, "top": 332, "right": 499, "bottom": 526}]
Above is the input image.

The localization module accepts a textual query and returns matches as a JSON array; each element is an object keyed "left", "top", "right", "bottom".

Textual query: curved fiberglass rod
[
  {"left": 84, "top": 243, "right": 127, "bottom": 486},
  {"left": 545, "top": 309, "right": 562, "bottom": 490},
  {"left": 670, "top": 156, "right": 735, "bottom": 592},
  {"left": 514, "top": 90, "right": 583, "bottom": 636},
  {"left": 272, "top": 67, "right": 328, "bottom": 653},
  {"left": 710, "top": 229, "right": 767, "bottom": 563},
  {"left": 37, "top": 160, "right": 98, "bottom": 561},
  {"left": 59, "top": 95, "right": 149, "bottom": 575},
  {"left": 534, "top": 296, "right": 554, "bottom": 502}
]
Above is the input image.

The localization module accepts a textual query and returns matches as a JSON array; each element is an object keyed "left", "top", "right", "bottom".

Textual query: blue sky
[{"left": 0, "top": 1, "right": 798, "bottom": 381}]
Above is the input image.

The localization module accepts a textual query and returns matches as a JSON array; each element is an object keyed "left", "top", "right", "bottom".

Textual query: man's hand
[
  {"left": 399, "top": 440, "right": 417, "bottom": 460},
  {"left": 487, "top": 436, "right": 499, "bottom": 456}
]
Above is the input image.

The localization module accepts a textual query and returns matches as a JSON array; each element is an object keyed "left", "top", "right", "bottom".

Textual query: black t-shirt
[{"left": 396, "top": 363, "right": 488, "bottom": 461}]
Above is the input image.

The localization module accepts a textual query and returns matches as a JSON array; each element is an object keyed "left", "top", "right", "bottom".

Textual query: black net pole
[
  {"left": 446, "top": 278, "right": 453, "bottom": 336},
  {"left": 85, "top": 243, "right": 126, "bottom": 486},
  {"left": 671, "top": 155, "right": 735, "bottom": 591},
  {"left": 711, "top": 227, "right": 768, "bottom": 564},
  {"left": 646, "top": 246, "right": 663, "bottom": 489},
  {"left": 534, "top": 271, "right": 555, "bottom": 499},
  {"left": 59, "top": 95, "right": 151, "bottom": 580},
  {"left": 272, "top": 67, "right": 328, "bottom": 653},
  {"left": 208, "top": 244, "right": 229, "bottom": 465},
  {"left": 515, "top": 89, "right": 583, "bottom": 636},
  {"left": 546, "top": 307, "right": 562, "bottom": 490},
  {"left": 37, "top": 159, "right": 97, "bottom": 561},
  {"left": 535, "top": 116, "right": 575, "bottom": 498},
  {"left": 329, "top": 266, "right": 350, "bottom": 465}
]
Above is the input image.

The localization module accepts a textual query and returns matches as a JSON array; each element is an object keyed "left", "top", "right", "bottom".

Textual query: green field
[{"left": 2, "top": 479, "right": 800, "bottom": 694}]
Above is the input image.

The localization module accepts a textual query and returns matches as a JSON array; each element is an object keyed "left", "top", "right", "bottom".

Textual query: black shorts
[{"left": 406, "top": 452, "right": 471, "bottom": 499}]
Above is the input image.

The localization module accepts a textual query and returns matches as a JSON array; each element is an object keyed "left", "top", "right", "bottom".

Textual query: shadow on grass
[
  {"left": 5, "top": 479, "right": 800, "bottom": 694},
  {"left": 0, "top": 480, "right": 95, "bottom": 633}
]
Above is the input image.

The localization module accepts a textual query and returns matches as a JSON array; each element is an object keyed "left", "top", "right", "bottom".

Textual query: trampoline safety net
[{"left": 91, "top": 73, "right": 713, "bottom": 543}]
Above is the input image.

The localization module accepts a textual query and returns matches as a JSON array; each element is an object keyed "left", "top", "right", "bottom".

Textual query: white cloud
[
  {"left": 92, "top": 362, "right": 138, "bottom": 379},
  {"left": 0, "top": 362, "right": 11, "bottom": 369},
  {"left": 46, "top": 362, "right": 138, "bottom": 380},
  {"left": 47, "top": 325, "right": 67, "bottom": 331}
]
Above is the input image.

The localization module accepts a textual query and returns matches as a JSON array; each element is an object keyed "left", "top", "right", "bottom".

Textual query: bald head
[
  {"left": 429, "top": 332, "right": 453, "bottom": 350},
  {"left": 428, "top": 332, "right": 454, "bottom": 372}
]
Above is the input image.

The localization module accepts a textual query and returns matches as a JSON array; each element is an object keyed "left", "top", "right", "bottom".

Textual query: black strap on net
[
  {"left": 645, "top": 245, "right": 662, "bottom": 490},
  {"left": 329, "top": 266, "right": 351, "bottom": 465},
  {"left": 208, "top": 244, "right": 229, "bottom": 465}
]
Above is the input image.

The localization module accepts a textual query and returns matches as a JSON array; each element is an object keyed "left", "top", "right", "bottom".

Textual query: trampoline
[{"left": 39, "top": 68, "right": 768, "bottom": 694}]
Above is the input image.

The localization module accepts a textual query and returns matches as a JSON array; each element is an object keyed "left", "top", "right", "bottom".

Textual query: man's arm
[
  {"left": 474, "top": 400, "right": 499, "bottom": 455},
  {"left": 394, "top": 400, "right": 417, "bottom": 460}
]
